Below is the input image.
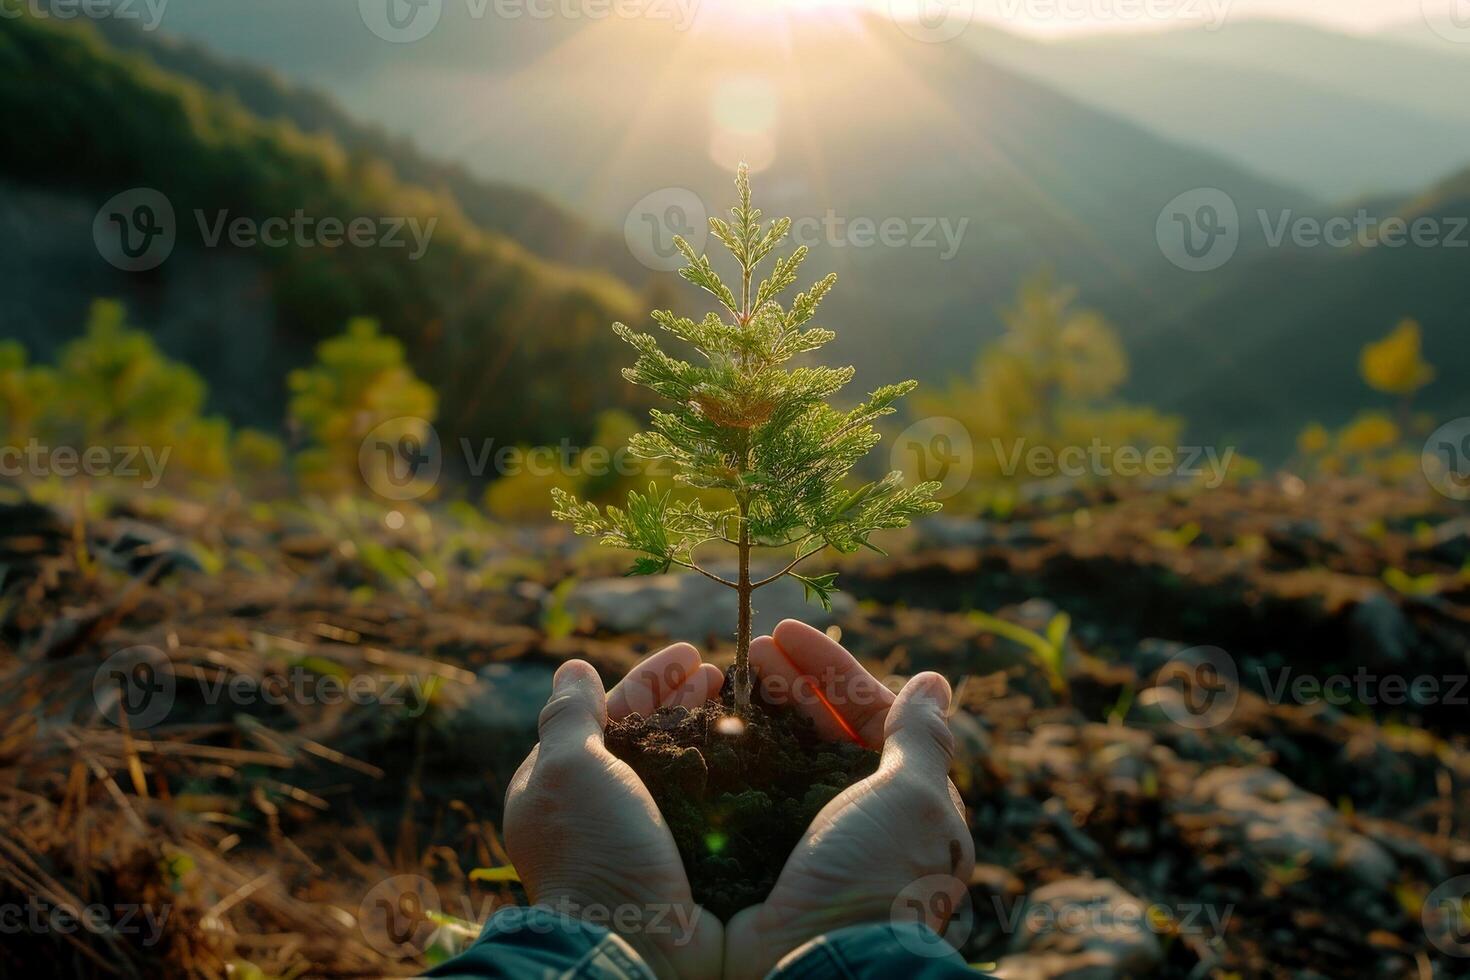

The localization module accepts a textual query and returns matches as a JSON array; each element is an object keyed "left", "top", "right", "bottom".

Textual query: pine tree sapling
[{"left": 553, "top": 165, "right": 940, "bottom": 716}]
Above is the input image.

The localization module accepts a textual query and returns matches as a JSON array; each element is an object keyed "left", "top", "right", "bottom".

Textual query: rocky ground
[{"left": 0, "top": 477, "right": 1466, "bottom": 978}]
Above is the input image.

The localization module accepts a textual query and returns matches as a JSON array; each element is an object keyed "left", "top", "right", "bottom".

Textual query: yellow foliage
[
  {"left": 169, "top": 417, "right": 232, "bottom": 480},
  {"left": 1337, "top": 412, "right": 1400, "bottom": 454},
  {"left": 233, "top": 429, "right": 285, "bottom": 473},
  {"left": 1364, "top": 449, "right": 1421, "bottom": 482},
  {"left": 0, "top": 340, "right": 54, "bottom": 445},
  {"left": 1219, "top": 452, "right": 1262, "bottom": 482},
  {"left": 1297, "top": 319, "right": 1438, "bottom": 486},
  {"left": 2, "top": 300, "right": 238, "bottom": 488},
  {"left": 1000, "top": 273, "right": 1128, "bottom": 402},
  {"left": 1359, "top": 319, "right": 1434, "bottom": 396},
  {"left": 480, "top": 409, "right": 727, "bottom": 523},
  {"left": 1297, "top": 423, "right": 1330, "bottom": 456},
  {"left": 288, "top": 319, "right": 438, "bottom": 496},
  {"left": 483, "top": 462, "right": 579, "bottom": 522},
  {"left": 579, "top": 410, "right": 649, "bottom": 503},
  {"left": 912, "top": 275, "right": 1182, "bottom": 498}
]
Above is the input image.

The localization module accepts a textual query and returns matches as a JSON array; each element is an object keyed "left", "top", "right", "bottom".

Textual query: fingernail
[
  {"left": 912, "top": 672, "right": 952, "bottom": 711},
  {"left": 552, "top": 661, "right": 585, "bottom": 693}
]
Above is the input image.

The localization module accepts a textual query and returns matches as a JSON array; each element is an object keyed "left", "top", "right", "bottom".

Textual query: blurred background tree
[
  {"left": 481, "top": 409, "right": 733, "bottom": 522},
  {"left": 1297, "top": 319, "right": 1437, "bottom": 482},
  {"left": 0, "top": 301, "right": 255, "bottom": 487},
  {"left": 0, "top": 340, "right": 55, "bottom": 448},
  {"left": 53, "top": 301, "right": 231, "bottom": 479},
  {"left": 289, "top": 318, "right": 438, "bottom": 496},
  {"left": 910, "top": 274, "right": 1183, "bottom": 505}
]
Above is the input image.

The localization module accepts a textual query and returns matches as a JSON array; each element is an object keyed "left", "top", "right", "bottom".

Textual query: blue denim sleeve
[
  {"left": 421, "top": 906, "right": 656, "bottom": 980},
  {"left": 766, "top": 921, "right": 990, "bottom": 979}
]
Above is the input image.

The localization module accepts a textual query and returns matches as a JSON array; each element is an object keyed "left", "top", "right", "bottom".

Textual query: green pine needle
[{"left": 552, "top": 165, "right": 941, "bottom": 609}]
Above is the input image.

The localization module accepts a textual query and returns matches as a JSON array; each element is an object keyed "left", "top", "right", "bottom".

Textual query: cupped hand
[
  {"left": 749, "top": 618, "right": 896, "bottom": 748},
  {"left": 503, "top": 643, "right": 725, "bottom": 978},
  {"left": 727, "top": 621, "right": 976, "bottom": 978}
]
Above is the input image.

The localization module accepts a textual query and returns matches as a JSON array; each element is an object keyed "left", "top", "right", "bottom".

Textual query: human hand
[
  {"left": 503, "top": 643, "right": 725, "bottom": 978},
  {"left": 725, "top": 621, "right": 975, "bottom": 978},
  {"left": 749, "top": 618, "right": 896, "bottom": 748}
]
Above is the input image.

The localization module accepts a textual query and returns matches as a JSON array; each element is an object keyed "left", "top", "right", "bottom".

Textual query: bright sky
[{"left": 842, "top": 0, "right": 1437, "bottom": 36}]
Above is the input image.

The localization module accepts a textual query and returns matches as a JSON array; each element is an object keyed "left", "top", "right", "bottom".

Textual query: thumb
[
  {"left": 880, "top": 672, "right": 955, "bottom": 779},
  {"left": 537, "top": 660, "right": 608, "bottom": 753}
]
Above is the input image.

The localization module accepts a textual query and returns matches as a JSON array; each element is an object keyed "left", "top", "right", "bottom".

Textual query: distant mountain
[
  {"left": 1375, "top": 18, "right": 1470, "bottom": 51},
  {"left": 80, "top": 16, "right": 645, "bottom": 286},
  {"left": 1064, "top": 20, "right": 1470, "bottom": 122},
  {"left": 968, "top": 21, "right": 1470, "bottom": 201},
  {"left": 139, "top": 5, "right": 1317, "bottom": 402},
  {"left": 82, "top": 0, "right": 584, "bottom": 83},
  {"left": 10, "top": 6, "right": 1463, "bottom": 465},
  {"left": 0, "top": 13, "right": 643, "bottom": 452},
  {"left": 1124, "top": 166, "right": 1470, "bottom": 457}
]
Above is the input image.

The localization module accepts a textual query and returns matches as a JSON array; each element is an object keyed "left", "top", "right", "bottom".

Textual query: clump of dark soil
[{"left": 605, "top": 671, "right": 879, "bottom": 920}]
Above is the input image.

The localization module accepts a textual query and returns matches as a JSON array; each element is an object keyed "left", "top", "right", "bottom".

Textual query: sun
[
  {"left": 694, "top": 0, "right": 877, "bottom": 20},
  {"left": 683, "top": 0, "right": 881, "bottom": 38},
  {"left": 735, "top": 0, "right": 873, "bottom": 9}
]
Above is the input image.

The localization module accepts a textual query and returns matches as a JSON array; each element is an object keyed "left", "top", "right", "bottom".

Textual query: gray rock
[
  {"left": 1349, "top": 593, "right": 1415, "bottom": 665},
  {"left": 1433, "top": 527, "right": 1470, "bottom": 566},
  {"left": 1128, "top": 639, "right": 1191, "bottom": 675},
  {"left": 1006, "top": 725, "right": 1082, "bottom": 782},
  {"left": 96, "top": 519, "right": 204, "bottom": 577},
  {"left": 1187, "top": 766, "right": 1396, "bottom": 892},
  {"left": 444, "top": 660, "right": 556, "bottom": 764},
  {"left": 1416, "top": 517, "right": 1470, "bottom": 567},
  {"left": 562, "top": 568, "right": 851, "bottom": 641},
  {"left": 1011, "top": 598, "right": 1063, "bottom": 632},
  {"left": 914, "top": 515, "right": 996, "bottom": 549},
  {"left": 1081, "top": 725, "right": 1157, "bottom": 800},
  {"left": 1005, "top": 877, "right": 1164, "bottom": 978}
]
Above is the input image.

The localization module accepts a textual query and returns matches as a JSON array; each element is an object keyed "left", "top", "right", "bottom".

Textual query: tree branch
[
  {"left": 673, "top": 558, "right": 738, "bottom": 589},
  {"left": 750, "top": 545, "right": 825, "bottom": 589}
]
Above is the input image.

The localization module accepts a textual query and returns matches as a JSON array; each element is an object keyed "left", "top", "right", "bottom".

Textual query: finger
[
  {"left": 750, "top": 619, "right": 893, "bottom": 747},
  {"left": 537, "top": 660, "right": 607, "bottom": 752},
  {"left": 880, "top": 672, "right": 955, "bottom": 778},
  {"left": 607, "top": 642, "right": 702, "bottom": 720},
  {"left": 668, "top": 662, "right": 725, "bottom": 710}
]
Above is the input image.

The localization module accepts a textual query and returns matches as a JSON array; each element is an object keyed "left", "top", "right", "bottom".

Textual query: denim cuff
[
  {"left": 770, "top": 920, "right": 980, "bottom": 979},
  {"left": 424, "top": 905, "right": 655, "bottom": 980}
]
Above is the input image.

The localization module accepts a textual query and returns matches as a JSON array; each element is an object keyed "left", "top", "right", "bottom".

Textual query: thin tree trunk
[
  {"left": 735, "top": 233, "right": 754, "bottom": 715},
  {"left": 734, "top": 499, "right": 753, "bottom": 716}
]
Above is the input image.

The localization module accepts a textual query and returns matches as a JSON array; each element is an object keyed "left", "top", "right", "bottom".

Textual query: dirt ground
[{"left": 1, "top": 478, "right": 1466, "bottom": 978}]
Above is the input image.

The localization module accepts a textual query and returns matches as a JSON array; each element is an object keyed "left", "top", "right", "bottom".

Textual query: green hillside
[
  {"left": 1125, "top": 166, "right": 1470, "bottom": 456},
  {"left": 0, "top": 12, "right": 644, "bottom": 455},
  {"left": 81, "top": 16, "right": 643, "bottom": 285}
]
